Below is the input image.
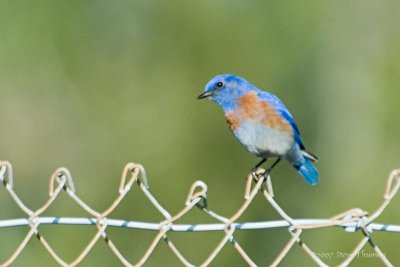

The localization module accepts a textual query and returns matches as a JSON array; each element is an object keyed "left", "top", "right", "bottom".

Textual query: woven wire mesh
[{"left": 0, "top": 160, "right": 399, "bottom": 267}]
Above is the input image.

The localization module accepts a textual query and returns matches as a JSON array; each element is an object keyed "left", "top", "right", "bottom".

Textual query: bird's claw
[
  {"left": 262, "top": 168, "right": 271, "bottom": 178},
  {"left": 251, "top": 167, "right": 268, "bottom": 182}
]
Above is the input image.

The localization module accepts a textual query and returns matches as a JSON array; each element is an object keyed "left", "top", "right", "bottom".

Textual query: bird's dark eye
[{"left": 216, "top": 82, "right": 223, "bottom": 87}]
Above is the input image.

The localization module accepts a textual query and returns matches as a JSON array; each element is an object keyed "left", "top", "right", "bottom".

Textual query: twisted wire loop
[{"left": 0, "top": 161, "right": 400, "bottom": 266}]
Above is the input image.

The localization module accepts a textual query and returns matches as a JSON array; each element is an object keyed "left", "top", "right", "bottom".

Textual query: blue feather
[{"left": 295, "top": 158, "right": 319, "bottom": 185}]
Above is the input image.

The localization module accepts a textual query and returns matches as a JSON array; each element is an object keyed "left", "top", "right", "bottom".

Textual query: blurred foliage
[{"left": 0, "top": 1, "right": 399, "bottom": 266}]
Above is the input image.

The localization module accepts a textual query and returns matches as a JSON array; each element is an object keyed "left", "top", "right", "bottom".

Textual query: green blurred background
[{"left": 1, "top": 1, "right": 399, "bottom": 266}]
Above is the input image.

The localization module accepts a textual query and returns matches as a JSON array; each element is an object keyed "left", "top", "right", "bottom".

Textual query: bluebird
[{"left": 197, "top": 74, "right": 319, "bottom": 185}]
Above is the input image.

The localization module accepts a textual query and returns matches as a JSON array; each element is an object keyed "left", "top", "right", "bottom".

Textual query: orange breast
[
  {"left": 227, "top": 91, "right": 293, "bottom": 134},
  {"left": 225, "top": 112, "right": 240, "bottom": 130}
]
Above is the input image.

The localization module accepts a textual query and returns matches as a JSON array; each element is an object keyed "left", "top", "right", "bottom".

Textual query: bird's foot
[
  {"left": 251, "top": 167, "right": 267, "bottom": 182},
  {"left": 246, "top": 167, "right": 275, "bottom": 199},
  {"left": 262, "top": 168, "right": 271, "bottom": 178}
]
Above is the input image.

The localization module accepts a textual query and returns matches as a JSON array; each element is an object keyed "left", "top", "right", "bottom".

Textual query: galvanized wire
[{"left": 0, "top": 160, "right": 399, "bottom": 266}]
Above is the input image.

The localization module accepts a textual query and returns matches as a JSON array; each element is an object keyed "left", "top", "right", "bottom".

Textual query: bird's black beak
[{"left": 197, "top": 90, "right": 213, "bottom": 100}]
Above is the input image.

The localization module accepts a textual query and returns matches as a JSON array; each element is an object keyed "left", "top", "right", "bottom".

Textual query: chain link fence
[{"left": 0, "top": 160, "right": 399, "bottom": 266}]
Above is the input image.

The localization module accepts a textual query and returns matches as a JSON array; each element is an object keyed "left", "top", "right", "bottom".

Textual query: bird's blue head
[{"left": 197, "top": 74, "right": 254, "bottom": 112}]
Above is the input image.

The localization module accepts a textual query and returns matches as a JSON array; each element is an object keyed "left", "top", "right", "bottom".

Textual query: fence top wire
[{"left": 0, "top": 160, "right": 399, "bottom": 267}]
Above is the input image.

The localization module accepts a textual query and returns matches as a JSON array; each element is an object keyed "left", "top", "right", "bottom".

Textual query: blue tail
[{"left": 295, "top": 158, "right": 319, "bottom": 185}]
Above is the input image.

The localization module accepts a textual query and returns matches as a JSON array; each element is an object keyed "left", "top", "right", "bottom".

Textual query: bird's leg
[
  {"left": 251, "top": 158, "right": 267, "bottom": 180},
  {"left": 252, "top": 158, "right": 267, "bottom": 172},
  {"left": 262, "top": 157, "right": 281, "bottom": 178}
]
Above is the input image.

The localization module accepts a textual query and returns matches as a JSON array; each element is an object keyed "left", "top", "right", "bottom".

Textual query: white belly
[{"left": 233, "top": 121, "right": 293, "bottom": 158}]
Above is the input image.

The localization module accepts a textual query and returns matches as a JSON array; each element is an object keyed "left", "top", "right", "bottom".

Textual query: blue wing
[{"left": 256, "top": 90, "right": 305, "bottom": 150}]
